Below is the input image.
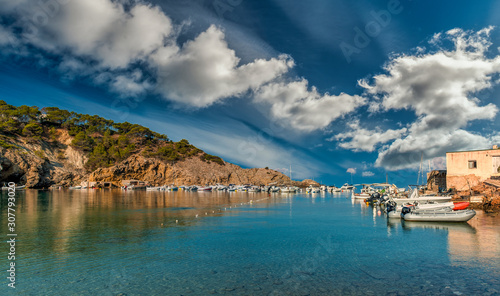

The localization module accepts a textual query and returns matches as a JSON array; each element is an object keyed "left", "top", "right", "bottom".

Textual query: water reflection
[
  {"left": 1, "top": 190, "right": 499, "bottom": 295},
  {"left": 1, "top": 190, "right": 285, "bottom": 262},
  {"left": 386, "top": 210, "right": 500, "bottom": 270}
]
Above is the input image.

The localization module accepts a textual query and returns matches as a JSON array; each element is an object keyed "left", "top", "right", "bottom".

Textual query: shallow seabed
[{"left": 1, "top": 190, "right": 499, "bottom": 295}]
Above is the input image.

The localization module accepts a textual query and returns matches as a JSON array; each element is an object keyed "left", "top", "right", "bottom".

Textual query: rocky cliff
[
  {"left": 0, "top": 130, "right": 297, "bottom": 188},
  {"left": 89, "top": 154, "right": 296, "bottom": 187},
  {"left": 0, "top": 102, "right": 304, "bottom": 188},
  {"left": 0, "top": 130, "right": 87, "bottom": 188}
]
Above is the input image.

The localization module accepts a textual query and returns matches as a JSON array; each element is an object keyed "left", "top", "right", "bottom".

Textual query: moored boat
[
  {"left": 280, "top": 186, "right": 296, "bottom": 193},
  {"left": 401, "top": 207, "right": 476, "bottom": 222},
  {"left": 248, "top": 186, "right": 260, "bottom": 192}
]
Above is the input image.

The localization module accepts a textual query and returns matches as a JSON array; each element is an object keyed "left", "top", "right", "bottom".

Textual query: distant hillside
[{"left": 0, "top": 101, "right": 298, "bottom": 188}]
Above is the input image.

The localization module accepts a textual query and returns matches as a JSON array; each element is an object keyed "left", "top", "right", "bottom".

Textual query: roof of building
[{"left": 446, "top": 148, "right": 500, "bottom": 154}]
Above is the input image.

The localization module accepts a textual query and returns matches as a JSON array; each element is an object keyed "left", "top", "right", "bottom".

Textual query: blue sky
[{"left": 1, "top": 0, "right": 500, "bottom": 186}]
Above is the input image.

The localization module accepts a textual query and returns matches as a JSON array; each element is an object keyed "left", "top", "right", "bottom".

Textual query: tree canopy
[{"left": 0, "top": 100, "right": 224, "bottom": 170}]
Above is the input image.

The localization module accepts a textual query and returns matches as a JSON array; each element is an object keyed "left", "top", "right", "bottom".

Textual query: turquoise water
[{"left": 1, "top": 190, "right": 500, "bottom": 295}]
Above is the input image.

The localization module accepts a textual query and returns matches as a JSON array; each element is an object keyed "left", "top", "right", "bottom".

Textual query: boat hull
[{"left": 402, "top": 209, "right": 476, "bottom": 222}]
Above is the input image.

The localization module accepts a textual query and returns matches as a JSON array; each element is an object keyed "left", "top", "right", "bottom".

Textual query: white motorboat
[
  {"left": 389, "top": 188, "right": 452, "bottom": 206},
  {"left": 340, "top": 183, "right": 354, "bottom": 191},
  {"left": 352, "top": 193, "right": 371, "bottom": 199},
  {"left": 306, "top": 186, "right": 320, "bottom": 193},
  {"left": 280, "top": 186, "right": 296, "bottom": 193},
  {"left": 270, "top": 186, "right": 280, "bottom": 192},
  {"left": 401, "top": 208, "right": 476, "bottom": 222},
  {"left": 331, "top": 187, "right": 342, "bottom": 193},
  {"left": 167, "top": 185, "right": 179, "bottom": 191},
  {"left": 248, "top": 186, "right": 261, "bottom": 192},
  {"left": 198, "top": 186, "right": 212, "bottom": 191},
  {"left": 146, "top": 186, "right": 161, "bottom": 191},
  {"left": 69, "top": 186, "right": 82, "bottom": 190},
  {"left": 236, "top": 185, "right": 248, "bottom": 191},
  {"left": 185, "top": 185, "right": 198, "bottom": 191}
]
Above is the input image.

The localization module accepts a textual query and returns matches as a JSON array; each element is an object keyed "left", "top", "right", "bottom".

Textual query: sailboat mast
[{"left": 417, "top": 152, "right": 423, "bottom": 185}]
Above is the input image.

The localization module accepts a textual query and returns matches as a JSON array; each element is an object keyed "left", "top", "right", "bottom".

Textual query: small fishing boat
[
  {"left": 341, "top": 183, "right": 354, "bottom": 191},
  {"left": 270, "top": 186, "right": 280, "bottom": 193},
  {"left": 69, "top": 186, "right": 82, "bottom": 190},
  {"left": 248, "top": 186, "right": 261, "bottom": 192},
  {"left": 331, "top": 187, "right": 342, "bottom": 193},
  {"left": 306, "top": 186, "right": 320, "bottom": 193},
  {"left": 185, "top": 185, "right": 198, "bottom": 191},
  {"left": 280, "top": 186, "right": 296, "bottom": 193},
  {"left": 198, "top": 186, "right": 212, "bottom": 191},
  {"left": 146, "top": 186, "right": 161, "bottom": 191},
  {"left": 401, "top": 207, "right": 476, "bottom": 222},
  {"left": 166, "top": 185, "right": 179, "bottom": 191}
]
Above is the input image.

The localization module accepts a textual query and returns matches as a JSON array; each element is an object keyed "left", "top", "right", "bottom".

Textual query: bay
[{"left": 1, "top": 190, "right": 499, "bottom": 295}]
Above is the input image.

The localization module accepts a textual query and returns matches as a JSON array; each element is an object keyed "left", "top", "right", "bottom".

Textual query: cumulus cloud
[
  {"left": 152, "top": 25, "right": 293, "bottom": 107},
  {"left": 0, "top": 0, "right": 294, "bottom": 107},
  {"left": 346, "top": 168, "right": 356, "bottom": 174},
  {"left": 19, "top": 0, "right": 174, "bottom": 69},
  {"left": 254, "top": 79, "right": 366, "bottom": 131},
  {"left": 344, "top": 27, "right": 500, "bottom": 170},
  {"left": 362, "top": 171, "right": 374, "bottom": 177},
  {"left": 333, "top": 120, "right": 407, "bottom": 152}
]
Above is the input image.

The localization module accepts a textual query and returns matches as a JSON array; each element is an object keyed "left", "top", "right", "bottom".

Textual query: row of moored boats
[{"left": 357, "top": 184, "right": 476, "bottom": 222}]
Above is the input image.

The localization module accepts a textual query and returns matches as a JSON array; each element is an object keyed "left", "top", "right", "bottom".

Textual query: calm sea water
[{"left": 1, "top": 189, "right": 499, "bottom": 295}]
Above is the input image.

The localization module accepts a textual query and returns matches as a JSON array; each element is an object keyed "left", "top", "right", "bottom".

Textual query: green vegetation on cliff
[{"left": 0, "top": 100, "right": 224, "bottom": 171}]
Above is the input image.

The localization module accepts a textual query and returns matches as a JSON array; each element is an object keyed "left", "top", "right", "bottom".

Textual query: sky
[{"left": 1, "top": 0, "right": 500, "bottom": 186}]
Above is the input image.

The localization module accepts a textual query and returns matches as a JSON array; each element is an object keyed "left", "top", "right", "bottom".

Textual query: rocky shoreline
[{"left": 0, "top": 133, "right": 310, "bottom": 189}]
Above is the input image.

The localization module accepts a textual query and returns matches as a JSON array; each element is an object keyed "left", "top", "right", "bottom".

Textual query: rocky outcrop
[
  {"left": 300, "top": 179, "right": 320, "bottom": 187},
  {"left": 0, "top": 130, "right": 87, "bottom": 188},
  {"left": 1, "top": 130, "right": 307, "bottom": 188},
  {"left": 88, "top": 154, "right": 295, "bottom": 187}
]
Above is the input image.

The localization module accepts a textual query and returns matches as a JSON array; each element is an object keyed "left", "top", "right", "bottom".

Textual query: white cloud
[
  {"left": 152, "top": 25, "right": 293, "bottom": 107},
  {"left": 362, "top": 171, "right": 374, "bottom": 177},
  {"left": 346, "top": 168, "right": 356, "bottom": 174},
  {"left": 334, "top": 120, "right": 407, "bottom": 152},
  {"left": 254, "top": 79, "right": 366, "bottom": 131},
  {"left": 0, "top": 0, "right": 299, "bottom": 109},
  {"left": 20, "top": 0, "right": 174, "bottom": 69},
  {"left": 348, "top": 27, "right": 500, "bottom": 170}
]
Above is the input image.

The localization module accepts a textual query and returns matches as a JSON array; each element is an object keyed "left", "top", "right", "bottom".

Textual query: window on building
[{"left": 468, "top": 160, "right": 477, "bottom": 169}]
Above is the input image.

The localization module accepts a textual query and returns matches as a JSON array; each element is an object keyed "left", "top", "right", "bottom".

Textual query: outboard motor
[
  {"left": 385, "top": 201, "right": 397, "bottom": 213},
  {"left": 401, "top": 206, "right": 412, "bottom": 218}
]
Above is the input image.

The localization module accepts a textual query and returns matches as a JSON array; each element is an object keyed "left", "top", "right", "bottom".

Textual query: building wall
[
  {"left": 427, "top": 170, "right": 446, "bottom": 192},
  {"left": 446, "top": 149, "right": 500, "bottom": 190}
]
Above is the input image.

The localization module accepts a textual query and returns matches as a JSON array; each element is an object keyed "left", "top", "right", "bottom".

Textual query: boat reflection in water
[{"left": 388, "top": 212, "right": 500, "bottom": 269}]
